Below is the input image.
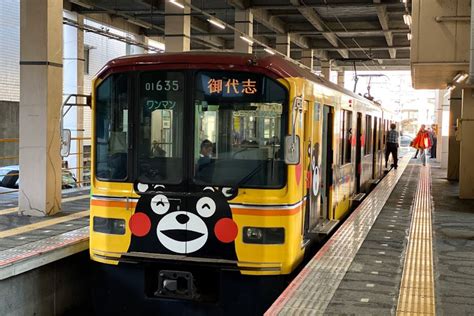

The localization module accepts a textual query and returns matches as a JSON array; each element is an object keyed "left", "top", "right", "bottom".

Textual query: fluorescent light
[
  {"left": 169, "top": 0, "right": 185, "bottom": 9},
  {"left": 403, "top": 14, "right": 412, "bottom": 26},
  {"left": 407, "top": 33, "right": 412, "bottom": 41},
  {"left": 207, "top": 18, "right": 225, "bottom": 30},
  {"left": 240, "top": 35, "right": 253, "bottom": 44},
  {"left": 455, "top": 73, "right": 469, "bottom": 83},
  {"left": 264, "top": 48, "right": 275, "bottom": 55}
]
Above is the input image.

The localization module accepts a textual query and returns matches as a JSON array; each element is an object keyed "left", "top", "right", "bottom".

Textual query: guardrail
[{"left": 0, "top": 136, "right": 91, "bottom": 194}]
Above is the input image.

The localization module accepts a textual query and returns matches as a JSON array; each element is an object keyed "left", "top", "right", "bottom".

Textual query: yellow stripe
[
  {"left": 0, "top": 210, "right": 89, "bottom": 238},
  {"left": 396, "top": 166, "right": 436, "bottom": 315},
  {"left": 0, "top": 194, "right": 90, "bottom": 216}
]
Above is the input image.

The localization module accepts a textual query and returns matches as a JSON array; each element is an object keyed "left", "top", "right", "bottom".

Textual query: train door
[
  {"left": 372, "top": 117, "right": 378, "bottom": 178},
  {"left": 321, "top": 105, "right": 334, "bottom": 221},
  {"left": 303, "top": 101, "right": 321, "bottom": 234},
  {"left": 355, "top": 112, "right": 362, "bottom": 192}
]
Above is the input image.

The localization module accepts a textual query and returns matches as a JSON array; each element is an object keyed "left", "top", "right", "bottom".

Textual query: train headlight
[
  {"left": 243, "top": 227, "right": 285, "bottom": 244},
  {"left": 93, "top": 217, "right": 126, "bottom": 235}
]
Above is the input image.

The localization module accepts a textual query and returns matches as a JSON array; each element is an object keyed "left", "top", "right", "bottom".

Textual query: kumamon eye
[
  {"left": 150, "top": 194, "right": 170, "bottom": 215},
  {"left": 196, "top": 197, "right": 216, "bottom": 218}
]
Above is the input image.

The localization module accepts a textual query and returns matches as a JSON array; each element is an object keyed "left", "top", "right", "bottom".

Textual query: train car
[{"left": 89, "top": 52, "right": 395, "bottom": 313}]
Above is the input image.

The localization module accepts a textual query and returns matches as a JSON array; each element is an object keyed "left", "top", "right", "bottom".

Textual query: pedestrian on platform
[
  {"left": 385, "top": 123, "right": 399, "bottom": 169},
  {"left": 411, "top": 124, "right": 432, "bottom": 166},
  {"left": 430, "top": 125, "right": 437, "bottom": 158}
]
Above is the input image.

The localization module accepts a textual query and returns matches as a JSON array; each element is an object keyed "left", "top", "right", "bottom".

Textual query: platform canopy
[{"left": 65, "top": 0, "right": 411, "bottom": 71}]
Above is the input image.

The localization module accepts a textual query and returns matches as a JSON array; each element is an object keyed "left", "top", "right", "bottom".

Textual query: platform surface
[
  {"left": 0, "top": 188, "right": 90, "bottom": 280},
  {"left": 266, "top": 158, "right": 474, "bottom": 315}
]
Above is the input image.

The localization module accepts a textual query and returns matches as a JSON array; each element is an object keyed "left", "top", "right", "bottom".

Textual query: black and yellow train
[{"left": 89, "top": 52, "right": 396, "bottom": 314}]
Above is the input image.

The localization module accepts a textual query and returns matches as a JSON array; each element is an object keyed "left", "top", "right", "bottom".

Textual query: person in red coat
[{"left": 411, "top": 124, "right": 432, "bottom": 166}]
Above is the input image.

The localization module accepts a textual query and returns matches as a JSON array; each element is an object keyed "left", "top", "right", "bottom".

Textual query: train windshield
[
  {"left": 193, "top": 71, "right": 288, "bottom": 188},
  {"left": 137, "top": 71, "right": 185, "bottom": 184}
]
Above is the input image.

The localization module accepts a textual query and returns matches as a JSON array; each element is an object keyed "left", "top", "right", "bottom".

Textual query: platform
[
  {"left": 266, "top": 158, "right": 474, "bottom": 315},
  {"left": 0, "top": 189, "right": 90, "bottom": 280}
]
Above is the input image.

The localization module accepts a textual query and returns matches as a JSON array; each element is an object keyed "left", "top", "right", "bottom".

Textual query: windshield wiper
[{"left": 229, "top": 159, "right": 270, "bottom": 195}]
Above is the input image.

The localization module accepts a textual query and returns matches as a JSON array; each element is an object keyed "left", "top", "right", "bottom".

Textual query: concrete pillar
[
  {"left": 63, "top": 12, "right": 84, "bottom": 185},
  {"left": 447, "top": 88, "right": 461, "bottom": 181},
  {"left": 436, "top": 90, "right": 450, "bottom": 169},
  {"left": 19, "top": 0, "right": 63, "bottom": 216},
  {"left": 276, "top": 34, "right": 291, "bottom": 57},
  {"left": 337, "top": 70, "right": 345, "bottom": 88},
  {"left": 321, "top": 60, "right": 331, "bottom": 79},
  {"left": 165, "top": 1, "right": 190, "bottom": 52},
  {"left": 300, "top": 49, "right": 313, "bottom": 70},
  {"left": 234, "top": 9, "right": 253, "bottom": 54},
  {"left": 459, "top": 88, "right": 474, "bottom": 198}
]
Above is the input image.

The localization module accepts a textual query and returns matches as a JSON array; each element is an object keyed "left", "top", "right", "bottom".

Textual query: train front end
[{"left": 89, "top": 54, "right": 308, "bottom": 304}]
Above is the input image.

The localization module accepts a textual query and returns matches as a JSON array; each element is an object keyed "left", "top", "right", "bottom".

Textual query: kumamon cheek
[{"left": 214, "top": 218, "right": 238, "bottom": 243}]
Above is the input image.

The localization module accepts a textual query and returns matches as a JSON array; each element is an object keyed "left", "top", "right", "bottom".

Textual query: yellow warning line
[
  {"left": 396, "top": 165, "right": 436, "bottom": 315},
  {"left": 0, "top": 194, "right": 90, "bottom": 216},
  {"left": 0, "top": 210, "right": 89, "bottom": 239}
]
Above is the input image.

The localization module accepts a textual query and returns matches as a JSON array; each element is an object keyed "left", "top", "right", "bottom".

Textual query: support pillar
[
  {"left": 337, "top": 70, "right": 345, "bottom": 88},
  {"left": 435, "top": 90, "right": 450, "bottom": 169},
  {"left": 63, "top": 12, "right": 84, "bottom": 186},
  {"left": 276, "top": 34, "right": 291, "bottom": 57},
  {"left": 321, "top": 60, "right": 331, "bottom": 79},
  {"left": 234, "top": 9, "right": 253, "bottom": 54},
  {"left": 459, "top": 88, "right": 474, "bottom": 198},
  {"left": 447, "top": 89, "right": 461, "bottom": 181},
  {"left": 165, "top": 1, "right": 190, "bottom": 52},
  {"left": 127, "top": 34, "right": 146, "bottom": 55},
  {"left": 19, "top": 0, "right": 63, "bottom": 216},
  {"left": 300, "top": 49, "right": 313, "bottom": 70}
]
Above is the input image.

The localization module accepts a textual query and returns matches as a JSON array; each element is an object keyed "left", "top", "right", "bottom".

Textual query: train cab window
[
  {"left": 137, "top": 71, "right": 185, "bottom": 184},
  {"left": 95, "top": 73, "right": 129, "bottom": 181},
  {"left": 340, "top": 110, "right": 352, "bottom": 164},
  {"left": 193, "top": 71, "right": 288, "bottom": 188},
  {"left": 365, "top": 115, "right": 372, "bottom": 155}
]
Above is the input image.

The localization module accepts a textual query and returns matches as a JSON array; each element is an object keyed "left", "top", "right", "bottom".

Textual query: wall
[{"left": 0, "top": 0, "right": 20, "bottom": 102}]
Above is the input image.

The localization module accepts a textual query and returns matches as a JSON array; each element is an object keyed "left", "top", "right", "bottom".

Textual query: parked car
[{"left": 0, "top": 165, "right": 78, "bottom": 189}]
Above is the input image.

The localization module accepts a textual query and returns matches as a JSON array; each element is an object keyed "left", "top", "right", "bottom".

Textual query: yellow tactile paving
[
  {"left": 0, "top": 194, "right": 90, "bottom": 215},
  {"left": 396, "top": 165, "right": 436, "bottom": 316},
  {"left": 0, "top": 210, "right": 89, "bottom": 239}
]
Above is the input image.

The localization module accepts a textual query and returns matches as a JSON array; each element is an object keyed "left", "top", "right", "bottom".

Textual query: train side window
[
  {"left": 365, "top": 115, "right": 372, "bottom": 155},
  {"left": 344, "top": 110, "right": 352, "bottom": 164},
  {"left": 340, "top": 110, "right": 352, "bottom": 164}
]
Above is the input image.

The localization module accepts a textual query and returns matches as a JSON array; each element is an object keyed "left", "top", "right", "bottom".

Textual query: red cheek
[
  {"left": 129, "top": 212, "right": 151, "bottom": 237},
  {"left": 214, "top": 218, "right": 238, "bottom": 243}
]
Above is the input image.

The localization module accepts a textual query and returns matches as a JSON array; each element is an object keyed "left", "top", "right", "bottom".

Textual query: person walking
[
  {"left": 430, "top": 125, "right": 437, "bottom": 158},
  {"left": 385, "top": 123, "right": 399, "bottom": 169},
  {"left": 411, "top": 124, "right": 432, "bottom": 166}
]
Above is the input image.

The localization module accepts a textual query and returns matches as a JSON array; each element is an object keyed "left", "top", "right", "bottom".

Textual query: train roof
[{"left": 98, "top": 51, "right": 382, "bottom": 109}]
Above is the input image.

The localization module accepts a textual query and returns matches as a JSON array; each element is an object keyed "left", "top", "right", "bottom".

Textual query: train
[{"left": 89, "top": 52, "right": 396, "bottom": 314}]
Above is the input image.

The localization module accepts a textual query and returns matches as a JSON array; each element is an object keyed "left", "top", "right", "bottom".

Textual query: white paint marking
[
  {"left": 17, "top": 236, "right": 26, "bottom": 240},
  {"left": 361, "top": 298, "right": 370, "bottom": 303},
  {"left": 381, "top": 244, "right": 388, "bottom": 247},
  {"left": 378, "top": 251, "right": 386, "bottom": 254},
  {"left": 376, "top": 260, "right": 383, "bottom": 263},
  {"left": 387, "top": 230, "right": 393, "bottom": 233},
  {"left": 384, "top": 236, "right": 391, "bottom": 239},
  {"left": 389, "top": 224, "right": 395, "bottom": 227},
  {"left": 42, "top": 230, "right": 51, "bottom": 233},
  {"left": 366, "top": 284, "right": 375, "bottom": 288},
  {"left": 371, "top": 271, "right": 379, "bottom": 275}
]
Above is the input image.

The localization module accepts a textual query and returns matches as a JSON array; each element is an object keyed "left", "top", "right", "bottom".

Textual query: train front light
[
  {"left": 93, "top": 217, "right": 126, "bottom": 235},
  {"left": 243, "top": 227, "right": 285, "bottom": 244}
]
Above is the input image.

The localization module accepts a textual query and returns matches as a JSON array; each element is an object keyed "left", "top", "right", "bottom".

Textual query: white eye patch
[
  {"left": 196, "top": 197, "right": 216, "bottom": 218},
  {"left": 151, "top": 194, "right": 170, "bottom": 215},
  {"left": 221, "top": 187, "right": 233, "bottom": 198},
  {"left": 137, "top": 183, "right": 149, "bottom": 193}
]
